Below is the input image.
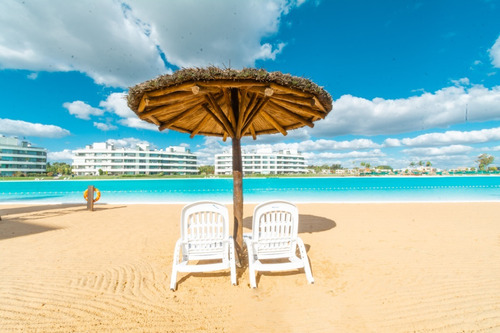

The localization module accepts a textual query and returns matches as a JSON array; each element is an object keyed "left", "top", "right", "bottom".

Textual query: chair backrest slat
[
  {"left": 181, "top": 201, "right": 229, "bottom": 256},
  {"left": 252, "top": 201, "right": 298, "bottom": 255}
]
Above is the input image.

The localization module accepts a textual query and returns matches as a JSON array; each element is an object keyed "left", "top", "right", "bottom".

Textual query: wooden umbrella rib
[
  {"left": 191, "top": 85, "right": 221, "bottom": 95},
  {"left": 158, "top": 103, "right": 202, "bottom": 131},
  {"left": 145, "top": 91, "right": 196, "bottom": 108},
  {"left": 267, "top": 102, "right": 315, "bottom": 128},
  {"left": 238, "top": 93, "right": 257, "bottom": 136},
  {"left": 260, "top": 111, "right": 287, "bottom": 136},
  {"left": 249, "top": 124, "right": 257, "bottom": 140},
  {"left": 236, "top": 89, "right": 248, "bottom": 136},
  {"left": 247, "top": 86, "right": 274, "bottom": 97},
  {"left": 202, "top": 104, "right": 234, "bottom": 137},
  {"left": 138, "top": 93, "right": 148, "bottom": 112},
  {"left": 139, "top": 98, "right": 208, "bottom": 119},
  {"left": 271, "top": 99, "right": 326, "bottom": 119},
  {"left": 204, "top": 94, "right": 235, "bottom": 137},
  {"left": 139, "top": 105, "right": 170, "bottom": 119},
  {"left": 313, "top": 96, "right": 327, "bottom": 112},
  {"left": 190, "top": 113, "right": 212, "bottom": 138},
  {"left": 241, "top": 97, "right": 270, "bottom": 136},
  {"left": 253, "top": 128, "right": 287, "bottom": 136},
  {"left": 168, "top": 125, "right": 192, "bottom": 134},
  {"left": 147, "top": 115, "right": 161, "bottom": 126},
  {"left": 146, "top": 81, "right": 196, "bottom": 97},
  {"left": 223, "top": 88, "right": 237, "bottom": 129},
  {"left": 269, "top": 83, "right": 316, "bottom": 99},
  {"left": 270, "top": 93, "right": 315, "bottom": 107}
]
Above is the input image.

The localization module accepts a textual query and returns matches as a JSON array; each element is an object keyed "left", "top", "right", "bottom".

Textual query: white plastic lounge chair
[
  {"left": 170, "top": 201, "right": 237, "bottom": 290},
  {"left": 243, "top": 200, "right": 314, "bottom": 288}
]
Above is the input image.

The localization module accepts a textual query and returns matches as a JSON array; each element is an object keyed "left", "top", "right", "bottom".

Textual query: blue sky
[{"left": 0, "top": 0, "right": 499, "bottom": 169}]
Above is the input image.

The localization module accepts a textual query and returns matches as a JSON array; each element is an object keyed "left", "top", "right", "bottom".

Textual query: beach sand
[{"left": 0, "top": 202, "right": 499, "bottom": 332}]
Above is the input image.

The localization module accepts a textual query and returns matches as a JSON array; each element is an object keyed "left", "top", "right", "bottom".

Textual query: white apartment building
[
  {"left": 0, "top": 135, "right": 47, "bottom": 176},
  {"left": 215, "top": 148, "right": 306, "bottom": 175},
  {"left": 72, "top": 142, "right": 198, "bottom": 176}
]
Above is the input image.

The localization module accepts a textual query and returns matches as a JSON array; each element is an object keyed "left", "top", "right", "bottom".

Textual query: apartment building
[
  {"left": 72, "top": 142, "right": 198, "bottom": 176},
  {"left": 215, "top": 148, "right": 306, "bottom": 175},
  {"left": 0, "top": 135, "right": 47, "bottom": 176}
]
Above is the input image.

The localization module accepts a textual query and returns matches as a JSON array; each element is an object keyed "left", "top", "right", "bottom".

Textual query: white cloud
[
  {"left": 0, "top": 1, "right": 167, "bottom": 87},
  {"left": 27, "top": 72, "right": 38, "bottom": 80},
  {"left": 99, "top": 92, "right": 134, "bottom": 118},
  {"left": 451, "top": 77, "right": 470, "bottom": 86},
  {"left": 195, "top": 137, "right": 229, "bottom": 165},
  {"left": 117, "top": 117, "right": 158, "bottom": 131},
  {"left": 300, "top": 149, "right": 386, "bottom": 167},
  {"left": 63, "top": 93, "right": 158, "bottom": 131},
  {"left": 93, "top": 122, "right": 117, "bottom": 131},
  {"left": 403, "top": 145, "right": 473, "bottom": 157},
  {"left": 242, "top": 127, "right": 311, "bottom": 145},
  {"left": 254, "top": 42, "right": 286, "bottom": 62},
  {"left": 242, "top": 138, "right": 380, "bottom": 153},
  {"left": 128, "top": 0, "right": 293, "bottom": 69},
  {"left": 0, "top": 118, "right": 70, "bottom": 138},
  {"left": 388, "top": 127, "right": 500, "bottom": 147},
  {"left": 0, "top": 1, "right": 303, "bottom": 87},
  {"left": 63, "top": 101, "right": 104, "bottom": 120},
  {"left": 106, "top": 138, "right": 155, "bottom": 149},
  {"left": 383, "top": 138, "right": 402, "bottom": 147},
  {"left": 303, "top": 149, "right": 385, "bottom": 160},
  {"left": 100, "top": 92, "right": 158, "bottom": 131},
  {"left": 490, "top": 35, "right": 500, "bottom": 68},
  {"left": 312, "top": 82, "right": 500, "bottom": 136},
  {"left": 48, "top": 149, "right": 74, "bottom": 162}
]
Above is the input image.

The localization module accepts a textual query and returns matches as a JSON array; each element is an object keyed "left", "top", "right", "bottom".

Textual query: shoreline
[
  {"left": 1, "top": 173, "right": 500, "bottom": 182},
  {"left": 3, "top": 198, "right": 500, "bottom": 206}
]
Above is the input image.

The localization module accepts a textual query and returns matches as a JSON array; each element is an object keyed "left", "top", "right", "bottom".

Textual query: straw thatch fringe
[{"left": 127, "top": 67, "right": 332, "bottom": 112}]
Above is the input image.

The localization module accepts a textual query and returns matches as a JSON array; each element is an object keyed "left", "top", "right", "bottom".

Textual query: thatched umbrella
[{"left": 127, "top": 67, "right": 332, "bottom": 264}]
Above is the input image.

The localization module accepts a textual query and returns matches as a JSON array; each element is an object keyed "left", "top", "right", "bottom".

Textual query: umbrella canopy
[{"left": 127, "top": 67, "right": 333, "bottom": 263}]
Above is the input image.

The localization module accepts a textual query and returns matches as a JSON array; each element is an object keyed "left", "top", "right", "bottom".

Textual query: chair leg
[
  {"left": 228, "top": 237, "right": 237, "bottom": 286},
  {"left": 243, "top": 236, "right": 258, "bottom": 288},
  {"left": 170, "top": 239, "right": 182, "bottom": 291},
  {"left": 297, "top": 237, "right": 314, "bottom": 284},
  {"left": 248, "top": 250, "right": 257, "bottom": 288},
  {"left": 249, "top": 263, "right": 257, "bottom": 288}
]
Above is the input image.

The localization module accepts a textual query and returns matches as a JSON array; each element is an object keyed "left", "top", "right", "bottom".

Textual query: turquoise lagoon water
[{"left": 1, "top": 176, "right": 499, "bottom": 204}]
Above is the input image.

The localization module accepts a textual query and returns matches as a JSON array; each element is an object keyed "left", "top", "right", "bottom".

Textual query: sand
[{"left": 0, "top": 202, "right": 499, "bottom": 332}]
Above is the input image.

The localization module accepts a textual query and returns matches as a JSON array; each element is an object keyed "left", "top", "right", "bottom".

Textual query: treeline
[{"left": 46, "top": 162, "right": 72, "bottom": 175}]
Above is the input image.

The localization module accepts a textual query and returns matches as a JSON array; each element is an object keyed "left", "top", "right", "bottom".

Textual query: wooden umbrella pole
[
  {"left": 231, "top": 88, "right": 244, "bottom": 267},
  {"left": 232, "top": 136, "right": 243, "bottom": 267}
]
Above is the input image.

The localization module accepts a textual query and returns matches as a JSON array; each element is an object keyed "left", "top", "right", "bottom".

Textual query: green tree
[
  {"left": 198, "top": 165, "right": 215, "bottom": 175},
  {"left": 476, "top": 154, "right": 494, "bottom": 171},
  {"left": 46, "top": 162, "right": 72, "bottom": 175},
  {"left": 330, "top": 164, "right": 342, "bottom": 171},
  {"left": 307, "top": 165, "right": 329, "bottom": 174},
  {"left": 426, "top": 161, "right": 432, "bottom": 167}
]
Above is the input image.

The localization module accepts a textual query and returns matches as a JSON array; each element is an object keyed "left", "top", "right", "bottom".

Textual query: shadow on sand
[
  {"left": 243, "top": 214, "right": 336, "bottom": 234},
  {"left": 0, "top": 204, "right": 126, "bottom": 241}
]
